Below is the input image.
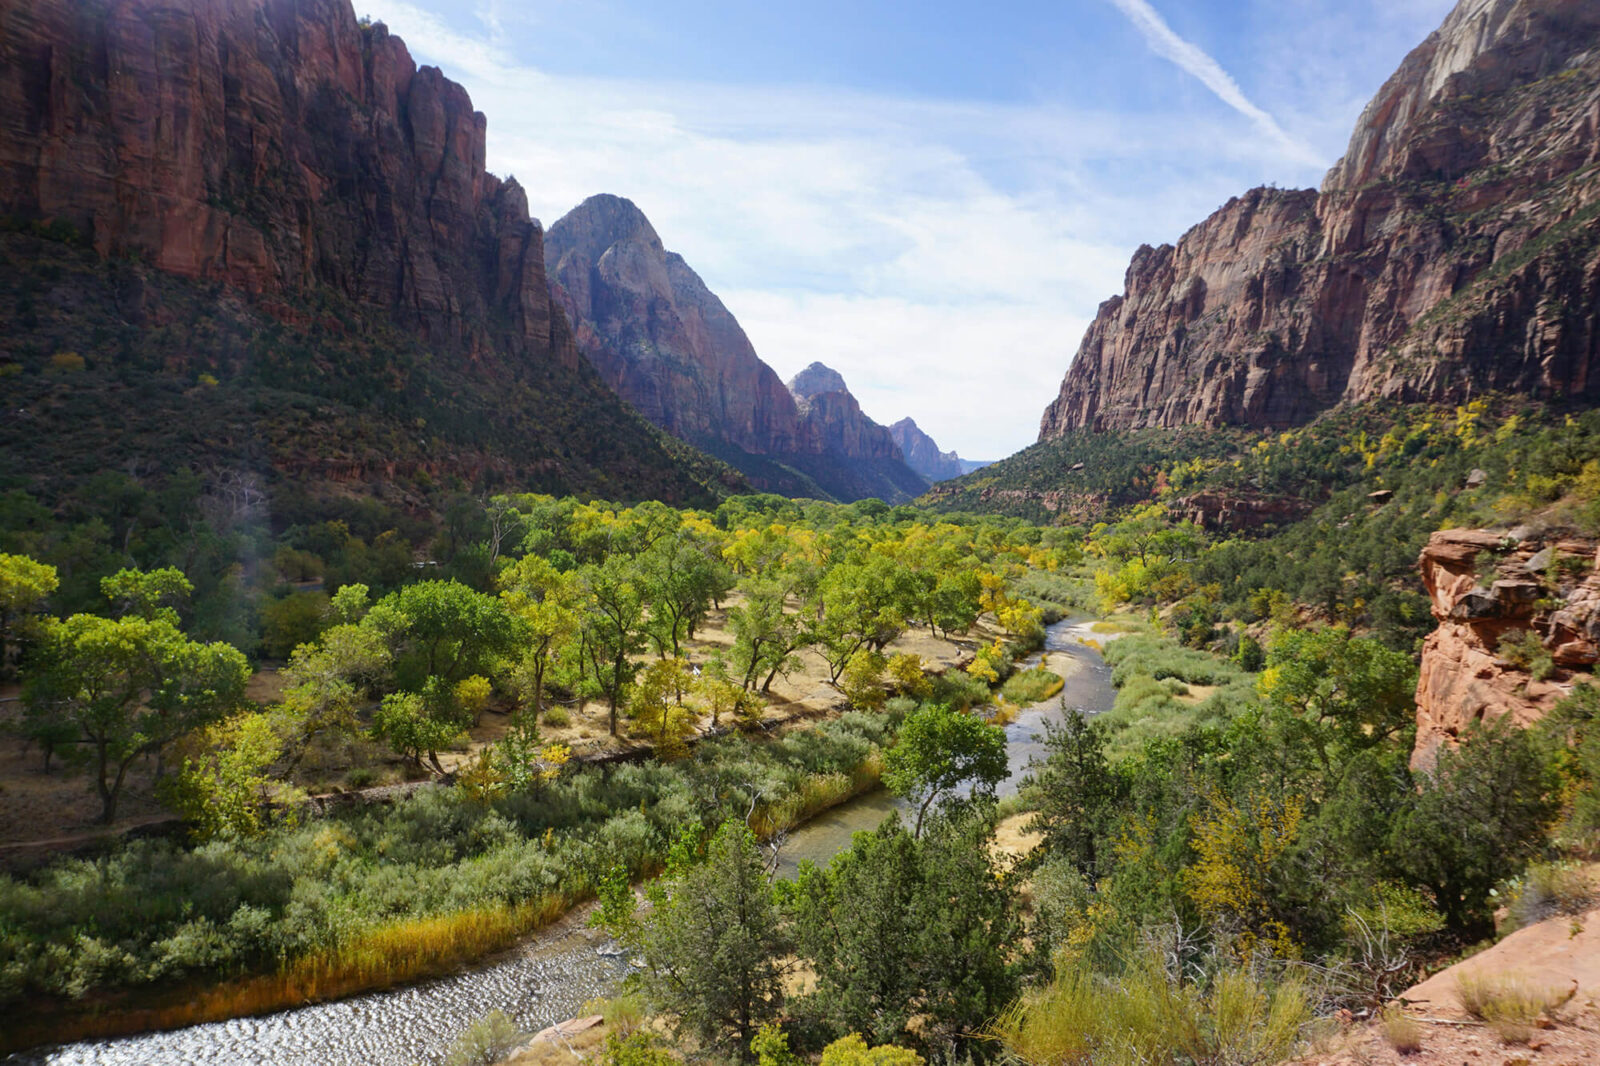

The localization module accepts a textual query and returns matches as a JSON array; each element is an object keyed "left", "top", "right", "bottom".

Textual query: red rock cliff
[
  {"left": 545, "top": 194, "right": 804, "bottom": 454},
  {"left": 1413, "top": 526, "right": 1598, "bottom": 767},
  {"left": 0, "top": 0, "right": 573, "bottom": 368},
  {"left": 1040, "top": 0, "right": 1600, "bottom": 438}
]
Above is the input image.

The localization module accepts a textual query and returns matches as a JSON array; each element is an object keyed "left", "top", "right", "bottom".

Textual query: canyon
[{"left": 1039, "top": 0, "right": 1600, "bottom": 439}]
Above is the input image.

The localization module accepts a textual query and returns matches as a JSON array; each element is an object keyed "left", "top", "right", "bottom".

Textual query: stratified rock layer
[
  {"left": 0, "top": 0, "right": 566, "bottom": 365},
  {"left": 1040, "top": 0, "right": 1600, "bottom": 439},
  {"left": 1413, "top": 527, "right": 1598, "bottom": 768}
]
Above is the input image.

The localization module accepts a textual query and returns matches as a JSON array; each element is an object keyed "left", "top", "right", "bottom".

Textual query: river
[{"left": 16, "top": 618, "right": 1113, "bottom": 1066}]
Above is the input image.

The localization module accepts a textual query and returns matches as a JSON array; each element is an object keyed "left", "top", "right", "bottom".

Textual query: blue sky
[{"left": 363, "top": 0, "right": 1456, "bottom": 459}]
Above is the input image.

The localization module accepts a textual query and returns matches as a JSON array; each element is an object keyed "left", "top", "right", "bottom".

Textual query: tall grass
[
  {"left": 1456, "top": 972, "right": 1571, "bottom": 1044},
  {"left": 991, "top": 951, "right": 1309, "bottom": 1066},
  {"left": 1002, "top": 667, "right": 1065, "bottom": 706}
]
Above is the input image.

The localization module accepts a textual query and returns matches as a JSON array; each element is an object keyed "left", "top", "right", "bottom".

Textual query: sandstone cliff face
[
  {"left": 0, "top": 0, "right": 572, "bottom": 368},
  {"left": 1413, "top": 527, "right": 1598, "bottom": 768},
  {"left": 545, "top": 194, "right": 805, "bottom": 455},
  {"left": 888, "top": 418, "right": 965, "bottom": 482},
  {"left": 544, "top": 198, "right": 929, "bottom": 501},
  {"left": 787, "top": 362, "right": 904, "bottom": 464},
  {"left": 1041, "top": 0, "right": 1600, "bottom": 439},
  {"left": 0, "top": 0, "right": 734, "bottom": 506}
]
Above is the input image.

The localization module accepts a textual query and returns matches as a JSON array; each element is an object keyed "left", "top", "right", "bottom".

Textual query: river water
[{"left": 17, "top": 619, "right": 1113, "bottom": 1066}]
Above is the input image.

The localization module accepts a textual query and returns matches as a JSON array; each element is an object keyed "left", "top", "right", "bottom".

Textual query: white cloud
[
  {"left": 364, "top": 0, "right": 1342, "bottom": 459},
  {"left": 1107, "top": 0, "right": 1321, "bottom": 167}
]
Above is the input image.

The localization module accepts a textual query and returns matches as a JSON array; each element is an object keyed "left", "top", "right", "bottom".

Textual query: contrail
[{"left": 1108, "top": 0, "right": 1320, "bottom": 166}]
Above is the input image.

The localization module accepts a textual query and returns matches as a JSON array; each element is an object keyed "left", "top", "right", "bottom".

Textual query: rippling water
[
  {"left": 12, "top": 914, "right": 632, "bottom": 1066},
  {"left": 18, "top": 619, "right": 1111, "bottom": 1065}
]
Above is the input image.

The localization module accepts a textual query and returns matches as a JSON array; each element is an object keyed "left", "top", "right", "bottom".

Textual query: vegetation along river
[{"left": 17, "top": 619, "right": 1113, "bottom": 1066}]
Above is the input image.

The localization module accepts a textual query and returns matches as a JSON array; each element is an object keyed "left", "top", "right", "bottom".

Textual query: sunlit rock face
[
  {"left": 0, "top": 0, "right": 576, "bottom": 368},
  {"left": 1412, "top": 527, "right": 1599, "bottom": 769},
  {"left": 1040, "top": 0, "right": 1600, "bottom": 439}
]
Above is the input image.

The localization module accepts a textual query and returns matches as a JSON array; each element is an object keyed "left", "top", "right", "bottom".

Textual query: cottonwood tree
[
  {"left": 882, "top": 702, "right": 1008, "bottom": 837},
  {"left": 728, "top": 577, "right": 806, "bottom": 693},
  {"left": 579, "top": 555, "right": 646, "bottom": 735},
  {"left": 498, "top": 554, "right": 583, "bottom": 715},
  {"left": 23, "top": 613, "right": 249, "bottom": 822},
  {"left": 0, "top": 553, "right": 57, "bottom": 679}
]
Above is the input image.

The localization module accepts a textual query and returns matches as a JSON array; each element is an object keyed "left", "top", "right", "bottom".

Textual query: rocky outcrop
[
  {"left": 0, "top": 0, "right": 733, "bottom": 505},
  {"left": 545, "top": 194, "right": 805, "bottom": 455},
  {"left": 1040, "top": 0, "right": 1600, "bottom": 439},
  {"left": 889, "top": 418, "right": 966, "bottom": 482},
  {"left": 1171, "top": 490, "right": 1317, "bottom": 533},
  {"left": 1413, "top": 527, "right": 1598, "bottom": 768}
]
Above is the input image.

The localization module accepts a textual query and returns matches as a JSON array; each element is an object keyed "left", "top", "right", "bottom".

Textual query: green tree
[
  {"left": 728, "top": 577, "right": 806, "bottom": 693},
  {"left": 100, "top": 566, "right": 192, "bottom": 622},
  {"left": 1389, "top": 720, "right": 1557, "bottom": 938},
  {"left": 789, "top": 811, "right": 1017, "bottom": 1051},
  {"left": 631, "top": 822, "right": 788, "bottom": 1063},
  {"left": 1023, "top": 708, "right": 1124, "bottom": 884},
  {"left": 498, "top": 554, "right": 583, "bottom": 714},
  {"left": 23, "top": 613, "right": 249, "bottom": 822},
  {"left": 366, "top": 580, "right": 518, "bottom": 691},
  {"left": 1259, "top": 626, "right": 1417, "bottom": 777},
  {"left": 882, "top": 703, "right": 1008, "bottom": 836},
  {"left": 641, "top": 528, "right": 732, "bottom": 658},
  {"left": 0, "top": 552, "right": 57, "bottom": 679},
  {"left": 579, "top": 555, "right": 647, "bottom": 735},
  {"left": 160, "top": 711, "right": 294, "bottom": 841}
]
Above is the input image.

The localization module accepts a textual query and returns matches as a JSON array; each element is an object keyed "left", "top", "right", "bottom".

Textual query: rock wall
[
  {"left": 1413, "top": 527, "right": 1598, "bottom": 767},
  {"left": 1040, "top": 0, "right": 1600, "bottom": 438},
  {"left": 545, "top": 194, "right": 804, "bottom": 455},
  {"left": 0, "top": 0, "right": 572, "bottom": 368},
  {"left": 889, "top": 418, "right": 966, "bottom": 482}
]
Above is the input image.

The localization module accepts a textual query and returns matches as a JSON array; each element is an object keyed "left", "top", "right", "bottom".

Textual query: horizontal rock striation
[
  {"left": 1041, "top": 0, "right": 1600, "bottom": 439},
  {"left": 1413, "top": 526, "right": 1598, "bottom": 768},
  {"left": 0, "top": 0, "right": 571, "bottom": 366}
]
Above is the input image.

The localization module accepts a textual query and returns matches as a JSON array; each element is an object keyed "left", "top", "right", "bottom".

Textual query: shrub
[
  {"left": 992, "top": 951, "right": 1310, "bottom": 1066},
  {"left": 1456, "top": 973, "right": 1570, "bottom": 1044},
  {"left": 542, "top": 705, "right": 572, "bottom": 728},
  {"left": 1000, "top": 667, "right": 1063, "bottom": 705},
  {"left": 444, "top": 1009, "right": 524, "bottom": 1066},
  {"left": 1501, "top": 861, "right": 1594, "bottom": 932},
  {"left": 1379, "top": 1003, "right": 1423, "bottom": 1054}
]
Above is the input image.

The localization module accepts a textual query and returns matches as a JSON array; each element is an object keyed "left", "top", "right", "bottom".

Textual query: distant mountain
[
  {"left": 547, "top": 197, "right": 927, "bottom": 502},
  {"left": 959, "top": 458, "right": 994, "bottom": 475},
  {"left": 785, "top": 363, "right": 930, "bottom": 503},
  {"left": 0, "top": 0, "right": 737, "bottom": 510},
  {"left": 1039, "top": 0, "right": 1600, "bottom": 439},
  {"left": 888, "top": 419, "right": 965, "bottom": 482}
]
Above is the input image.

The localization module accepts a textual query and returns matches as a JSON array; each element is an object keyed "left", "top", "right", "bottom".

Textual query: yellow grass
[{"left": 5, "top": 894, "right": 575, "bottom": 1053}]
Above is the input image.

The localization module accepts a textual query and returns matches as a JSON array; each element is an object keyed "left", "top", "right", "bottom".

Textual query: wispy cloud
[
  {"left": 1107, "top": 0, "right": 1320, "bottom": 167},
  {"left": 362, "top": 0, "right": 1420, "bottom": 458}
]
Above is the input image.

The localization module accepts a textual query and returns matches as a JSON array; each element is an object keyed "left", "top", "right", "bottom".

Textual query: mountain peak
[
  {"left": 546, "top": 194, "right": 664, "bottom": 261},
  {"left": 788, "top": 362, "right": 850, "bottom": 399}
]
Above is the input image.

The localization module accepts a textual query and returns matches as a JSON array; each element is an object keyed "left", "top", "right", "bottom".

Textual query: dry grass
[
  {"left": 1456, "top": 972, "right": 1570, "bottom": 1044},
  {"left": 1379, "top": 1004, "right": 1423, "bottom": 1054},
  {"left": 5, "top": 894, "right": 574, "bottom": 1052}
]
